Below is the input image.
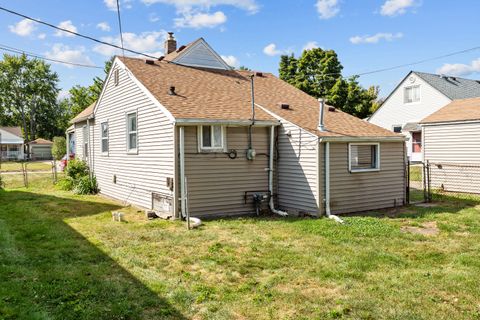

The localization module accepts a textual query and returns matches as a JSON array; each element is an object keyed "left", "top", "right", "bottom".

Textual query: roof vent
[
  {"left": 158, "top": 56, "right": 164, "bottom": 61},
  {"left": 328, "top": 106, "right": 336, "bottom": 112},
  {"left": 176, "top": 45, "right": 186, "bottom": 53},
  {"left": 280, "top": 103, "right": 290, "bottom": 110},
  {"left": 169, "top": 86, "right": 176, "bottom": 95},
  {"left": 451, "top": 77, "right": 457, "bottom": 81},
  {"left": 255, "top": 72, "right": 263, "bottom": 77},
  {"left": 145, "top": 59, "right": 155, "bottom": 65}
]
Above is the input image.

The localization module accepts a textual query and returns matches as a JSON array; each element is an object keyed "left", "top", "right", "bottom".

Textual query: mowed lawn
[
  {"left": 1, "top": 161, "right": 52, "bottom": 172},
  {"left": 1, "top": 176, "right": 480, "bottom": 319}
]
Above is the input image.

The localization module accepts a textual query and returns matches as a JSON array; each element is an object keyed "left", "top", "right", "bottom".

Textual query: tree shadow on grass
[{"left": 0, "top": 190, "right": 186, "bottom": 320}]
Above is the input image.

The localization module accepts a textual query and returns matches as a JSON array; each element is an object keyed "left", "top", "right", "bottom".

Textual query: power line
[
  {"left": 116, "top": 0, "right": 125, "bottom": 58},
  {"left": 0, "top": 43, "right": 103, "bottom": 69},
  {"left": 0, "top": 5, "right": 158, "bottom": 59}
]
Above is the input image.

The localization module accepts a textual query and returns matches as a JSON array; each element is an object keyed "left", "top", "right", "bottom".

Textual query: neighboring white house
[
  {"left": 421, "top": 97, "right": 480, "bottom": 194},
  {"left": 369, "top": 71, "right": 480, "bottom": 162},
  {"left": 0, "top": 126, "right": 24, "bottom": 161},
  {"left": 69, "top": 34, "right": 406, "bottom": 218}
]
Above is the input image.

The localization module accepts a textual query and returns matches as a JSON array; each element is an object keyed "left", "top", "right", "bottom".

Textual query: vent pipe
[{"left": 318, "top": 98, "right": 325, "bottom": 131}]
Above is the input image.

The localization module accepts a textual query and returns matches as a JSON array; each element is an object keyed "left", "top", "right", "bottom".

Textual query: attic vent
[
  {"left": 145, "top": 59, "right": 155, "bottom": 65},
  {"left": 280, "top": 103, "right": 290, "bottom": 110},
  {"left": 328, "top": 106, "right": 336, "bottom": 112},
  {"left": 451, "top": 77, "right": 457, "bottom": 81},
  {"left": 169, "top": 86, "right": 176, "bottom": 95},
  {"left": 255, "top": 72, "right": 263, "bottom": 77}
]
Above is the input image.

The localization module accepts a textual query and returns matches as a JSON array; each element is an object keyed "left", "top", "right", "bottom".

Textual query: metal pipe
[
  {"left": 268, "top": 125, "right": 288, "bottom": 217},
  {"left": 248, "top": 74, "right": 255, "bottom": 150},
  {"left": 318, "top": 98, "right": 325, "bottom": 131},
  {"left": 324, "top": 141, "right": 343, "bottom": 223},
  {"left": 179, "top": 126, "right": 186, "bottom": 218}
]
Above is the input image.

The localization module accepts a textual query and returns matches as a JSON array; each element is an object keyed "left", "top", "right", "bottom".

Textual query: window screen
[{"left": 350, "top": 144, "right": 379, "bottom": 171}]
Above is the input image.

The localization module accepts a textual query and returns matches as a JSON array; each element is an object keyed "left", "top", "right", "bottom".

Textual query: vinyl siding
[
  {"left": 175, "top": 41, "right": 227, "bottom": 69},
  {"left": 424, "top": 122, "right": 480, "bottom": 193},
  {"left": 329, "top": 142, "right": 405, "bottom": 214},
  {"left": 92, "top": 62, "right": 175, "bottom": 209},
  {"left": 277, "top": 120, "right": 320, "bottom": 215},
  {"left": 73, "top": 120, "right": 89, "bottom": 161},
  {"left": 183, "top": 125, "right": 270, "bottom": 216}
]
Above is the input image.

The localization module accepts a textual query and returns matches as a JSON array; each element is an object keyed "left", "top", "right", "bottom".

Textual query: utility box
[{"left": 152, "top": 192, "right": 173, "bottom": 214}]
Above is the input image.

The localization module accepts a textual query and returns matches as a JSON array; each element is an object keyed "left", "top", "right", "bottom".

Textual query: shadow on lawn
[{"left": 0, "top": 190, "right": 186, "bottom": 320}]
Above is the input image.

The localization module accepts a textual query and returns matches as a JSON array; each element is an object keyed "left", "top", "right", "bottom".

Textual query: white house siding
[
  {"left": 92, "top": 63, "right": 175, "bottom": 209},
  {"left": 276, "top": 121, "right": 320, "bottom": 215},
  {"left": 73, "top": 121, "right": 86, "bottom": 160},
  {"left": 423, "top": 122, "right": 480, "bottom": 193},
  {"left": 175, "top": 41, "right": 227, "bottom": 69},
  {"left": 183, "top": 125, "right": 271, "bottom": 217},
  {"left": 368, "top": 74, "right": 451, "bottom": 160},
  {"left": 328, "top": 142, "right": 406, "bottom": 214}
]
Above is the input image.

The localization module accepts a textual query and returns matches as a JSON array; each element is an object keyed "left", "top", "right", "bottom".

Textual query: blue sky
[{"left": 1, "top": 0, "right": 479, "bottom": 99}]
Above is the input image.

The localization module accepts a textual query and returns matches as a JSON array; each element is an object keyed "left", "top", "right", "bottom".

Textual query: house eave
[
  {"left": 174, "top": 118, "right": 280, "bottom": 126},
  {"left": 319, "top": 136, "right": 407, "bottom": 142},
  {"left": 420, "top": 119, "right": 480, "bottom": 126}
]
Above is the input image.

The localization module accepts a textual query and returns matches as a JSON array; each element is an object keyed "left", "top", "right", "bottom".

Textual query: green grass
[
  {"left": 410, "top": 165, "right": 422, "bottom": 182},
  {"left": 0, "top": 161, "right": 52, "bottom": 172},
  {"left": 1, "top": 176, "right": 480, "bottom": 319}
]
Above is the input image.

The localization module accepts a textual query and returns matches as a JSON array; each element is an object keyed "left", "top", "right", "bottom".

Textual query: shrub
[
  {"left": 74, "top": 175, "right": 99, "bottom": 195},
  {"left": 51, "top": 136, "right": 67, "bottom": 160},
  {"left": 56, "top": 177, "right": 75, "bottom": 191},
  {"left": 0, "top": 175, "right": 4, "bottom": 189},
  {"left": 65, "top": 159, "right": 89, "bottom": 180}
]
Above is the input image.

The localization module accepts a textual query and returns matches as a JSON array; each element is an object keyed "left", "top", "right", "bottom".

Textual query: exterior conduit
[
  {"left": 324, "top": 141, "right": 344, "bottom": 223},
  {"left": 269, "top": 125, "right": 288, "bottom": 217}
]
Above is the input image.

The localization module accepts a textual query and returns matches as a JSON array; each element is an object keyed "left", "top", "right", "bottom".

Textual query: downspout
[
  {"left": 179, "top": 126, "right": 186, "bottom": 218},
  {"left": 324, "top": 141, "right": 343, "bottom": 223},
  {"left": 269, "top": 125, "right": 288, "bottom": 216}
]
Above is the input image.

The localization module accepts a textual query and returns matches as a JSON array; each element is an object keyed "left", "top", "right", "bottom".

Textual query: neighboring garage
[
  {"left": 28, "top": 138, "right": 53, "bottom": 160},
  {"left": 421, "top": 97, "right": 480, "bottom": 193}
]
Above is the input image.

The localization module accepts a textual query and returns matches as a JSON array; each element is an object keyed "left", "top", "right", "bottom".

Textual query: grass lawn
[
  {"left": 1, "top": 176, "right": 480, "bottom": 319},
  {"left": 410, "top": 165, "right": 422, "bottom": 182},
  {"left": 0, "top": 161, "right": 52, "bottom": 172}
]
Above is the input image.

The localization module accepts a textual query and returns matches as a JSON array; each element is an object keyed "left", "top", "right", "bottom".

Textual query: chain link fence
[{"left": 0, "top": 160, "right": 58, "bottom": 189}]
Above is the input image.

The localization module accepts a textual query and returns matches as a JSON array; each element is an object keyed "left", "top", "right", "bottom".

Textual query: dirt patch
[{"left": 401, "top": 221, "right": 439, "bottom": 236}]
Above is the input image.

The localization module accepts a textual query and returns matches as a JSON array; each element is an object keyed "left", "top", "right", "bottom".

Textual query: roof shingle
[
  {"left": 414, "top": 71, "right": 480, "bottom": 100},
  {"left": 0, "top": 126, "right": 22, "bottom": 138},
  {"left": 71, "top": 102, "right": 95, "bottom": 123},
  {"left": 421, "top": 97, "right": 480, "bottom": 124}
]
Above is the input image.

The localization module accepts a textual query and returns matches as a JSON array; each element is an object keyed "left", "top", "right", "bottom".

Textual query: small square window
[
  {"left": 101, "top": 122, "right": 109, "bottom": 153},
  {"left": 199, "top": 125, "right": 224, "bottom": 151},
  {"left": 349, "top": 143, "right": 380, "bottom": 172},
  {"left": 127, "top": 112, "right": 137, "bottom": 152},
  {"left": 392, "top": 125, "right": 402, "bottom": 133}
]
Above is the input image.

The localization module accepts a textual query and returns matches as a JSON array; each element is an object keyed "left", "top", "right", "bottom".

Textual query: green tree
[
  {"left": 51, "top": 136, "right": 66, "bottom": 160},
  {"left": 0, "top": 54, "right": 59, "bottom": 141},
  {"left": 278, "top": 48, "right": 379, "bottom": 118}
]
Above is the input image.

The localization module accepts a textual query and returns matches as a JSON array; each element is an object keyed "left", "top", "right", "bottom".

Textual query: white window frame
[
  {"left": 101, "top": 121, "right": 109, "bottom": 155},
  {"left": 126, "top": 111, "right": 138, "bottom": 154},
  {"left": 404, "top": 85, "right": 421, "bottom": 104},
  {"left": 348, "top": 143, "right": 380, "bottom": 173},
  {"left": 197, "top": 125, "right": 226, "bottom": 152}
]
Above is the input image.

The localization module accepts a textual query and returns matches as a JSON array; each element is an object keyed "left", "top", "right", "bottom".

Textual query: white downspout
[
  {"left": 269, "top": 125, "right": 288, "bottom": 217},
  {"left": 179, "top": 126, "right": 186, "bottom": 219},
  {"left": 324, "top": 141, "right": 343, "bottom": 223}
]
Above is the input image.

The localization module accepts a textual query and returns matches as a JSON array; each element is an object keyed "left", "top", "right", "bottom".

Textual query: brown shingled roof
[
  {"left": 119, "top": 56, "right": 400, "bottom": 138},
  {"left": 421, "top": 97, "right": 480, "bottom": 124},
  {"left": 0, "top": 126, "right": 22, "bottom": 138},
  {"left": 29, "top": 138, "right": 53, "bottom": 145},
  {"left": 71, "top": 102, "right": 95, "bottom": 123}
]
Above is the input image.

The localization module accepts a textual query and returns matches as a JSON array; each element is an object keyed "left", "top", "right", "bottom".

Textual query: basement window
[
  {"left": 349, "top": 143, "right": 380, "bottom": 172},
  {"left": 198, "top": 125, "right": 225, "bottom": 152},
  {"left": 101, "top": 122, "right": 109, "bottom": 154}
]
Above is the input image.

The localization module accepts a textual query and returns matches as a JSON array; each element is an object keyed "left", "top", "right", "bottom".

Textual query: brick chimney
[{"left": 164, "top": 32, "right": 177, "bottom": 55}]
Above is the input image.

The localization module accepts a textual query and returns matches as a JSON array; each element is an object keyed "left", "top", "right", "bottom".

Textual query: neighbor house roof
[
  {"left": 414, "top": 71, "right": 480, "bottom": 100},
  {"left": 421, "top": 97, "right": 480, "bottom": 124},
  {"left": 29, "top": 138, "right": 53, "bottom": 145},
  {"left": 0, "top": 126, "right": 22, "bottom": 138},
  {"left": 71, "top": 102, "right": 95, "bottom": 123},
  {"left": 163, "top": 38, "right": 198, "bottom": 62},
  {"left": 119, "top": 56, "right": 400, "bottom": 138}
]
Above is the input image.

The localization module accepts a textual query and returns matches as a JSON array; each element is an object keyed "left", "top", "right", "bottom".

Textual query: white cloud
[
  {"left": 380, "top": 0, "right": 418, "bottom": 16},
  {"left": 174, "top": 11, "right": 226, "bottom": 28},
  {"left": 263, "top": 43, "right": 284, "bottom": 56},
  {"left": 58, "top": 89, "right": 70, "bottom": 100},
  {"left": 93, "top": 31, "right": 167, "bottom": 57},
  {"left": 104, "top": 0, "right": 117, "bottom": 10},
  {"left": 8, "top": 19, "right": 37, "bottom": 36},
  {"left": 315, "top": 0, "right": 339, "bottom": 19},
  {"left": 96, "top": 22, "right": 111, "bottom": 32},
  {"left": 149, "top": 13, "right": 161, "bottom": 22},
  {"left": 221, "top": 55, "right": 239, "bottom": 68},
  {"left": 436, "top": 58, "right": 480, "bottom": 77},
  {"left": 38, "top": 33, "right": 46, "bottom": 40},
  {"left": 303, "top": 41, "right": 319, "bottom": 51},
  {"left": 141, "top": 0, "right": 259, "bottom": 14},
  {"left": 45, "top": 44, "right": 94, "bottom": 68},
  {"left": 54, "top": 20, "right": 78, "bottom": 37},
  {"left": 350, "top": 32, "right": 403, "bottom": 44}
]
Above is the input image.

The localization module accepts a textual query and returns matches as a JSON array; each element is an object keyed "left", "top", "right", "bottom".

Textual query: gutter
[
  {"left": 174, "top": 118, "right": 280, "bottom": 127},
  {"left": 320, "top": 136, "right": 407, "bottom": 142}
]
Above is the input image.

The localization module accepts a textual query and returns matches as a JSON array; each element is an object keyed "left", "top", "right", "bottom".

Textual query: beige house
[
  {"left": 69, "top": 34, "right": 407, "bottom": 218},
  {"left": 421, "top": 97, "right": 480, "bottom": 193},
  {"left": 0, "top": 126, "right": 24, "bottom": 161}
]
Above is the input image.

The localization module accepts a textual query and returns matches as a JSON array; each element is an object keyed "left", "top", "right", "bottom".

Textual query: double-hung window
[
  {"left": 404, "top": 85, "right": 420, "bottom": 103},
  {"left": 349, "top": 143, "right": 380, "bottom": 172},
  {"left": 127, "top": 112, "right": 138, "bottom": 153},
  {"left": 101, "top": 122, "right": 109, "bottom": 154},
  {"left": 199, "top": 125, "right": 224, "bottom": 151}
]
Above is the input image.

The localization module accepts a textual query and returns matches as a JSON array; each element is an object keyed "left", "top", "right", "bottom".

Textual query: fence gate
[{"left": 407, "top": 161, "right": 431, "bottom": 204}]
